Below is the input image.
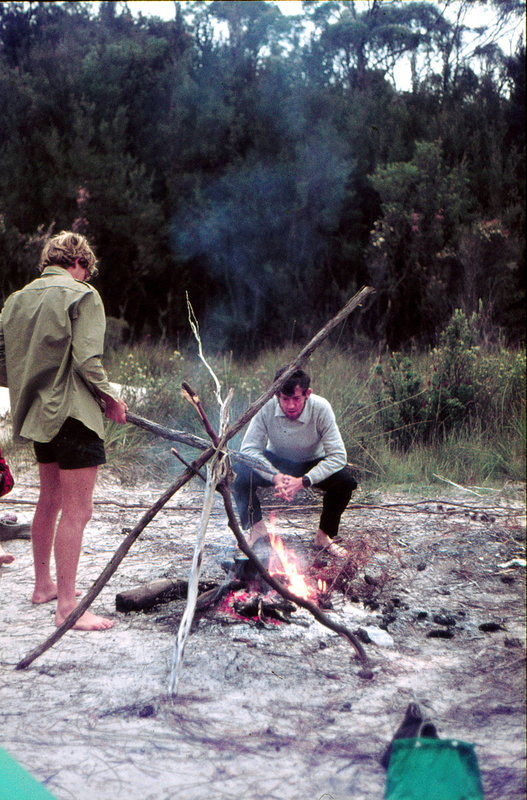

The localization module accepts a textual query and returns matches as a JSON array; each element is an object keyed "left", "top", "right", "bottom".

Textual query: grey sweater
[{"left": 240, "top": 393, "right": 347, "bottom": 485}]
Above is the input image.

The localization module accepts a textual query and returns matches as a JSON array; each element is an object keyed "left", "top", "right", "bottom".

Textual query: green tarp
[
  {"left": 0, "top": 748, "right": 57, "bottom": 800},
  {"left": 385, "top": 738, "right": 484, "bottom": 800}
]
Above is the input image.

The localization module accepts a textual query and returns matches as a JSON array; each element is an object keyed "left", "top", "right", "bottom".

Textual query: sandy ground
[{"left": 0, "top": 469, "right": 525, "bottom": 800}]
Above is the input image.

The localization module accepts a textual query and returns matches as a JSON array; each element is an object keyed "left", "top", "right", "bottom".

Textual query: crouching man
[
  {"left": 233, "top": 367, "right": 357, "bottom": 556},
  {"left": 0, "top": 231, "right": 128, "bottom": 629}
]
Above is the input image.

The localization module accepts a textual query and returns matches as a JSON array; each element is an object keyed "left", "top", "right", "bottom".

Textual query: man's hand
[
  {"left": 272, "top": 473, "right": 303, "bottom": 502},
  {"left": 103, "top": 395, "right": 128, "bottom": 424}
]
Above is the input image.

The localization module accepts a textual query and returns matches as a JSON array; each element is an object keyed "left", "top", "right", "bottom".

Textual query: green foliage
[
  {"left": 428, "top": 307, "right": 480, "bottom": 432},
  {"left": 96, "top": 323, "right": 525, "bottom": 488},
  {"left": 0, "top": 0, "right": 524, "bottom": 350},
  {"left": 373, "top": 353, "right": 428, "bottom": 450},
  {"left": 429, "top": 308, "right": 526, "bottom": 438},
  {"left": 368, "top": 140, "right": 470, "bottom": 348},
  {"left": 372, "top": 308, "right": 526, "bottom": 459}
]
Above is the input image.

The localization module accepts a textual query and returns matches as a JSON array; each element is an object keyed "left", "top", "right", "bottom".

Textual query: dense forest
[{"left": 0, "top": 0, "right": 524, "bottom": 356}]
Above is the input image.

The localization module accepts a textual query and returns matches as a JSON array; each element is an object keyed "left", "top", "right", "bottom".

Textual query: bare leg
[
  {"left": 0, "top": 542, "right": 15, "bottom": 565},
  {"left": 248, "top": 519, "right": 268, "bottom": 545},
  {"left": 31, "top": 463, "right": 62, "bottom": 602},
  {"left": 54, "top": 466, "right": 113, "bottom": 630}
]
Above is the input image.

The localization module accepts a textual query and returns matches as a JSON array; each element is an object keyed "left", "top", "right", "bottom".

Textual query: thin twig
[
  {"left": 181, "top": 382, "right": 219, "bottom": 446},
  {"left": 432, "top": 473, "right": 483, "bottom": 497},
  {"left": 168, "top": 381, "right": 235, "bottom": 694},
  {"left": 169, "top": 455, "right": 226, "bottom": 695},
  {"left": 171, "top": 447, "right": 206, "bottom": 481},
  {"left": 5, "top": 494, "right": 522, "bottom": 517}
]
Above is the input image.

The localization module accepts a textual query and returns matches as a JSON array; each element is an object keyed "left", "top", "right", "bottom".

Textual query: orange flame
[{"left": 268, "top": 512, "right": 315, "bottom": 601}]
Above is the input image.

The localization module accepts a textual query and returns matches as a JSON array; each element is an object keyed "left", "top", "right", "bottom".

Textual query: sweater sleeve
[
  {"left": 240, "top": 408, "right": 279, "bottom": 480},
  {"left": 305, "top": 404, "right": 347, "bottom": 485}
]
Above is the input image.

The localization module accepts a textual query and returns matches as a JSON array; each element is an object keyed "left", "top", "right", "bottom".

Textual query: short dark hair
[{"left": 274, "top": 367, "right": 311, "bottom": 396}]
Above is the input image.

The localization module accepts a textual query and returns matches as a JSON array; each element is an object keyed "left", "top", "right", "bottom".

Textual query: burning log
[
  {"left": 217, "top": 482, "right": 371, "bottom": 671},
  {"left": 194, "top": 579, "right": 243, "bottom": 611},
  {"left": 232, "top": 595, "right": 297, "bottom": 624},
  {"left": 216, "top": 546, "right": 297, "bottom": 624}
]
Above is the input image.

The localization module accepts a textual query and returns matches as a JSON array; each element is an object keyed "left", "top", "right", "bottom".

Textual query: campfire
[
  {"left": 215, "top": 513, "right": 328, "bottom": 625},
  {"left": 15, "top": 288, "right": 375, "bottom": 687}
]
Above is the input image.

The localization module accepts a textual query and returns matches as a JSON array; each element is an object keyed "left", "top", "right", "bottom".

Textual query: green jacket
[{"left": 0, "top": 266, "right": 118, "bottom": 442}]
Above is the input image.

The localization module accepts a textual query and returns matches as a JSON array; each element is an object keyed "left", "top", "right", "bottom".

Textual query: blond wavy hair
[{"left": 39, "top": 231, "right": 98, "bottom": 277}]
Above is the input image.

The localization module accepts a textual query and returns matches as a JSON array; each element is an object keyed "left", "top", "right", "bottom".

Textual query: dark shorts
[{"left": 34, "top": 417, "right": 106, "bottom": 470}]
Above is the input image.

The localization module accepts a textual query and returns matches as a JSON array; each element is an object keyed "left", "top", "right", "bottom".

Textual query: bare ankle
[
  {"left": 32, "top": 580, "right": 58, "bottom": 604},
  {"left": 248, "top": 521, "right": 268, "bottom": 545}
]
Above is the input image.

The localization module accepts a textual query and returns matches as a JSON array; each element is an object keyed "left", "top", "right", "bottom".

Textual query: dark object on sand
[
  {"left": 381, "top": 702, "right": 438, "bottom": 769},
  {"left": 0, "top": 519, "right": 31, "bottom": 541}
]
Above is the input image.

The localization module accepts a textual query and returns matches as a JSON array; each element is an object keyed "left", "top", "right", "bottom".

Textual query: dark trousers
[{"left": 232, "top": 451, "right": 357, "bottom": 539}]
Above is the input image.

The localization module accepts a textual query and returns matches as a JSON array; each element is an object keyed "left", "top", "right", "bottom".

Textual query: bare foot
[
  {"left": 0, "top": 550, "right": 15, "bottom": 565},
  {"left": 313, "top": 533, "right": 347, "bottom": 558},
  {"left": 325, "top": 541, "right": 348, "bottom": 558},
  {"left": 32, "top": 584, "right": 81, "bottom": 604},
  {"left": 55, "top": 609, "right": 114, "bottom": 631}
]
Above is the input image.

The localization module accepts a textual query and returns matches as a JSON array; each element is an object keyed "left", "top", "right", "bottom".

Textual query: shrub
[
  {"left": 372, "top": 353, "right": 428, "bottom": 450},
  {"left": 428, "top": 308, "right": 481, "bottom": 436},
  {"left": 94, "top": 319, "right": 524, "bottom": 487},
  {"left": 429, "top": 308, "right": 526, "bottom": 439}
]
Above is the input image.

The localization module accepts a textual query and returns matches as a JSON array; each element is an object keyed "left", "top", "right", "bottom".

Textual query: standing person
[
  {"left": 0, "top": 231, "right": 128, "bottom": 630},
  {"left": 233, "top": 367, "right": 357, "bottom": 556}
]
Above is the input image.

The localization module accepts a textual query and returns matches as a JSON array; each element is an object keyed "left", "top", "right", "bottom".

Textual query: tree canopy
[{"left": 0, "top": 0, "right": 524, "bottom": 353}]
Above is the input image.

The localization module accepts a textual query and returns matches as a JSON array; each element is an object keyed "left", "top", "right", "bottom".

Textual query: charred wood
[
  {"left": 232, "top": 596, "right": 297, "bottom": 623},
  {"left": 115, "top": 578, "right": 218, "bottom": 612},
  {"left": 195, "top": 579, "right": 243, "bottom": 611}
]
